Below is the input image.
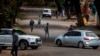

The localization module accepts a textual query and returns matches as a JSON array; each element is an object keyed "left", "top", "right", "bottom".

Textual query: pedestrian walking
[
  {"left": 44, "top": 23, "right": 49, "bottom": 39},
  {"left": 38, "top": 16, "right": 41, "bottom": 27},
  {"left": 11, "top": 29, "right": 18, "bottom": 56},
  {"left": 29, "top": 19, "right": 34, "bottom": 32},
  {"left": 68, "top": 25, "right": 74, "bottom": 31}
]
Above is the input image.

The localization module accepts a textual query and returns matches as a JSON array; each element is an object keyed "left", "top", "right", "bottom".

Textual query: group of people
[
  {"left": 29, "top": 18, "right": 41, "bottom": 32},
  {"left": 29, "top": 18, "right": 49, "bottom": 39},
  {"left": 29, "top": 18, "right": 75, "bottom": 39}
]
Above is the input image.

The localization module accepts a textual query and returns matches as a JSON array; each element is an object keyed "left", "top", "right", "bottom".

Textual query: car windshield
[
  {"left": 43, "top": 10, "right": 48, "bottom": 12},
  {"left": 15, "top": 30, "right": 26, "bottom": 35},
  {"left": 86, "top": 32, "right": 97, "bottom": 37}
]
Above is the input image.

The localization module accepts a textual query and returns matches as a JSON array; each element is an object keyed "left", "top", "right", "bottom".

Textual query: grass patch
[
  {"left": 16, "top": 13, "right": 25, "bottom": 20},
  {"left": 13, "top": 23, "right": 24, "bottom": 31}
]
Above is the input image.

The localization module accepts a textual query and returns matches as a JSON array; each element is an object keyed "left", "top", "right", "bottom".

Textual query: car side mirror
[{"left": 63, "top": 34, "right": 66, "bottom": 37}]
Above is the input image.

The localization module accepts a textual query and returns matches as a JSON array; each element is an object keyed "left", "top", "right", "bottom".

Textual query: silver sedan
[{"left": 54, "top": 30, "right": 100, "bottom": 49}]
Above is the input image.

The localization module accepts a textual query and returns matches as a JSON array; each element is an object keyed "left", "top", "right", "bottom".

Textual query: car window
[
  {"left": 0, "top": 30, "right": 12, "bottom": 35},
  {"left": 86, "top": 32, "right": 97, "bottom": 37},
  {"left": 64, "top": 31, "right": 74, "bottom": 36},
  {"left": 43, "top": 10, "right": 48, "bottom": 12},
  {"left": 0, "top": 30, "right": 5, "bottom": 35},
  {"left": 15, "top": 30, "right": 26, "bottom": 35},
  {"left": 74, "top": 31, "right": 81, "bottom": 36},
  {"left": 64, "top": 31, "right": 81, "bottom": 36}
]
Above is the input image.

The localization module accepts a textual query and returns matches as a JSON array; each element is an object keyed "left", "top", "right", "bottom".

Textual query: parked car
[
  {"left": 54, "top": 30, "right": 100, "bottom": 49},
  {"left": 42, "top": 8, "right": 52, "bottom": 18},
  {"left": 0, "top": 28, "right": 42, "bottom": 50}
]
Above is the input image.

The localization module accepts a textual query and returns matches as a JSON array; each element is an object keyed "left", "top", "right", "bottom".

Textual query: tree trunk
[
  {"left": 64, "top": 0, "right": 71, "bottom": 19},
  {"left": 94, "top": 0, "right": 100, "bottom": 28},
  {"left": 77, "top": 14, "right": 84, "bottom": 26},
  {"left": 72, "top": 0, "right": 84, "bottom": 26}
]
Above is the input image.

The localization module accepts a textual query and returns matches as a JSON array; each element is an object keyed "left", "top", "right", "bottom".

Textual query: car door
[
  {"left": 67, "top": 31, "right": 82, "bottom": 46},
  {"left": 62, "top": 31, "right": 74, "bottom": 46},
  {"left": 4, "top": 30, "right": 13, "bottom": 46},
  {"left": 0, "top": 30, "right": 5, "bottom": 45},
  {"left": 63, "top": 31, "right": 81, "bottom": 46}
]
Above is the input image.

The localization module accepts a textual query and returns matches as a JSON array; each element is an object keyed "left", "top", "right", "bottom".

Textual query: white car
[
  {"left": 42, "top": 8, "right": 52, "bottom": 18},
  {"left": 55, "top": 30, "right": 100, "bottom": 49},
  {"left": 0, "top": 28, "right": 42, "bottom": 50}
]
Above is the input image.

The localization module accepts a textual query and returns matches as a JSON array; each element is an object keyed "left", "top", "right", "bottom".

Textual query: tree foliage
[
  {"left": 55, "top": 0, "right": 84, "bottom": 26},
  {"left": 0, "top": 0, "right": 24, "bottom": 28}
]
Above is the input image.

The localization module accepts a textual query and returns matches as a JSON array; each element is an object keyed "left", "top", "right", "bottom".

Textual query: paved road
[
  {"left": 20, "top": 7, "right": 57, "bottom": 16},
  {"left": 1, "top": 7, "right": 100, "bottom": 56},
  {"left": 1, "top": 42, "right": 100, "bottom": 56}
]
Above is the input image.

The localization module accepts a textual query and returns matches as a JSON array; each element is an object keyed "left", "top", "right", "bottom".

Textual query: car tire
[
  {"left": 56, "top": 40, "right": 62, "bottom": 47},
  {"left": 19, "top": 41, "right": 28, "bottom": 50},
  {"left": 92, "top": 46, "right": 98, "bottom": 49},
  {"left": 42, "top": 15, "right": 44, "bottom": 18},
  {"left": 49, "top": 16, "right": 51, "bottom": 18},
  {"left": 78, "top": 42, "right": 85, "bottom": 49},
  {"left": 31, "top": 46, "right": 38, "bottom": 49},
  {"left": 1, "top": 46, "right": 7, "bottom": 50}
]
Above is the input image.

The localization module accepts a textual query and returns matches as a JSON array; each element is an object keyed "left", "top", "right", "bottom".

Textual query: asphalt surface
[{"left": 1, "top": 7, "right": 100, "bottom": 56}]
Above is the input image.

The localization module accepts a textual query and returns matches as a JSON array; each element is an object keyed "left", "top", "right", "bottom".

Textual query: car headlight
[{"left": 28, "top": 38, "right": 34, "bottom": 40}]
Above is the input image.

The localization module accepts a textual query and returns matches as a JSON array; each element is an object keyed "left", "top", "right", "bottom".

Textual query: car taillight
[
  {"left": 98, "top": 37, "right": 100, "bottom": 40},
  {"left": 84, "top": 37, "right": 89, "bottom": 40}
]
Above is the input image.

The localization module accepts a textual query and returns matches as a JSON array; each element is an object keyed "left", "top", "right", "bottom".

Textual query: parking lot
[
  {"left": 1, "top": 26, "right": 100, "bottom": 56},
  {"left": 1, "top": 39, "right": 100, "bottom": 56},
  {"left": 1, "top": 7, "right": 100, "bottom": 56}
]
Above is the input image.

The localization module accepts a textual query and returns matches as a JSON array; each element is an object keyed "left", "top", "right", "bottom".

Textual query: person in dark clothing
[
  {"left": 11, "top": 29, "right": 18, "bottom": 56},
  {"left": 38, "top": 17, "right": 41, "bottom": 27},
  {"left": 29, "top": 19, "right": 34, "bottom": 32},
  {"left": 44, "top": 23, "right": 49, "bottom": 39},
  {"left": 68, "top": 25, "right": 74, "bottom": 31}
]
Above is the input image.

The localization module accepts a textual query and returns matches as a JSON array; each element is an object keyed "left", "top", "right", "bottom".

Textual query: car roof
[
  {"left": 1, "top": 28, "right": 13, "bottom": 30},
  {"left": 43, "top": 8, "right": 51, "bottom": 10},
  {"left": 0, "top": 28, "right": 19, "bottom": 31},
  {"left": 72, "top": 30, "right": 93, "bottom": 33}
]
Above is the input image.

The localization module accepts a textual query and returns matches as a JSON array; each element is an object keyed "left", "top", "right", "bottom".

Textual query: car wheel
[
  {"left": 78, "top": 42, "right": 85, "bottom": 48},
  {"left": 31, "top": 46, "right": 38, "bottom": 49},
  {"left": 56, "top": 40, "right": 62, "bottom": 47},
  {"left": 92, "top": 46, "right": 98, "bottom": 49},
  {"left": 49, "top": 16, "right": 51, "bottom": 18},
  {"left": 1, "top": 46, "right": 7, "bottom": 50},
  {"left": 42, "top": 15, "right": 44, "bottom": 18},
  {"left": 19, "top": 41, "right": 28, "bottom": 50}
]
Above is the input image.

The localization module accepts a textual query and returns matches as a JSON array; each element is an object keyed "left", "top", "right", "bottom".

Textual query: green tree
[
  {"left": 0, "top": 0, "right": 24, "bottom": 28},
  {"left": 55, "top": 0, "right": 84, "bottom": 26}
]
